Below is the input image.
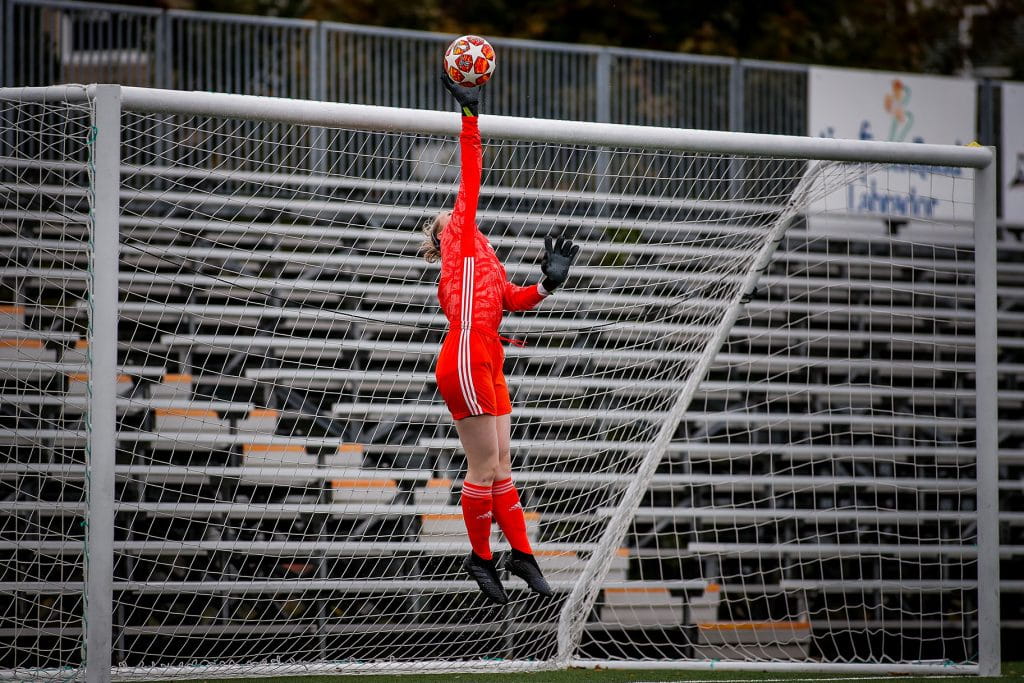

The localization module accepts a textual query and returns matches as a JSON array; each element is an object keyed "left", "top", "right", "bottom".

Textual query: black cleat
[
  {"left": 463, "top": 552, "right": 508, "bottom": 605},
  {"left": 505, "top": 549, "right": 553, "bottom": 597}
]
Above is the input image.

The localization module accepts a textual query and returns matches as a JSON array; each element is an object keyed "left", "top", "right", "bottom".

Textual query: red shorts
[{"left": 435, "top": 329, "right": 511, "bottom": 420}]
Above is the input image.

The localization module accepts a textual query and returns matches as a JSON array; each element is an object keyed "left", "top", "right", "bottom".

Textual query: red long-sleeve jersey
[{"left": 437, "top": 116, "right": 545, "bottom": 335}]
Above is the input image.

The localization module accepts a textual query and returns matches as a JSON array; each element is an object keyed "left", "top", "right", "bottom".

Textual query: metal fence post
[
  {"left": 728, "top": 60, "right": 745, "bottom": 200},
  {"left": 594, "top": 48, "right": 611, "bottom": 205},
  {"left": 86, "top": 83, "right": 121, "bottom": 683},
  {"left": 978, "top": 79, "right": 996, "bottom": 147},
  {"left": 973, "top": 151, "right": 1001, "bottom": 677},
  {"left": 310, "top": 21, "right": 324, "bottom": 102},
  {"left": 3, "top": 0, "right": 12, "bottom": 87},
  {"left": 156, "top": 9, "right": 170, "bottom": 90},
  {"left": 595, "top": 48, "right": 610, "bottom": 124},
  {"left": 728, "top": 59, "right": 744, "bottom": 132},
  {"left": 309, "top": 22, "right": 326, "bottom": 174}
]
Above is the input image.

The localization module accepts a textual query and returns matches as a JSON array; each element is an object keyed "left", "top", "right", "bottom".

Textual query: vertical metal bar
[
  {"left": 203, "top": 18, "right": 212, "bottom": 92},
  {"left": 727, "top": 61, "right": 745, "bottom": 199},
  {"left": 103, "top": 10, "right": 113, "bottom": 83},
  {"left": 397, "top": 33, "right": 405, "bottom": 108},
  {"left": 3, "top": 0, "right": 11, "bottom": 87},
  {"left": 28, "top": 3, "right": 37, "bottom": 85},
  {"left": 187, "top": 15, "right": 195, "bottom": 90},
  {"left": 978, "top": 79, "right": 996, "bottom": 147},
  {"left": 156, "top": 11, "right": 168, "bottom": 89},
  {"left": 575, "top": 51, "right": 582, "bottom": 119},
  {"left": 729, "top": 60, "right": 743, "bottom": 132},
  {"left": 595, "top": 48, "right": 610, "bottom": 124},
  {"left": 352, "top": 32, "right": 360, "bottom": 104},
  {"left": 168, "top": 13, "right": 177, "bottom": 89},
  {"left": 87, "top": 8, "right": 97, "bottom": 81},
  {"left": 310, "top": 23, "right": 325, "bottom": 175},
  {"left": 125, "top": 15, "right": 135, "bottom": 86},
  {"left": 594, "top": 49, "right": 611, "bottom": 201},
  {"left": 270, "top": 26, "right": 278, "bottom": 96},
  {"left": 323, "top": 25, "right": 332, "bottom": 102},
  {"left": 276, "top": 26, "right": 284, "bottom": 95},
  {"left": 974, "top": 153, "right": 1001, "bottom": 678},
  {"left": 36, "top": 3, "right": 45, "bottom": 85},
  {"left": 86, "top": 83, "right": 121, "bottom": 683},
  {"left": 309, "top": 23, "right": 321, "bottom": 101},
  {"left": 369, "top": 34, "right": 377, "bottom": 104}
]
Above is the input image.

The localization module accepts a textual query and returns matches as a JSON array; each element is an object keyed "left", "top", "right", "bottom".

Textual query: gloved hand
[
  {"left": 441, "top": 67, "right": 482, "bottom": 117},
  {"left": 541, "top": 229, "right": 580, "bottom": 293}
]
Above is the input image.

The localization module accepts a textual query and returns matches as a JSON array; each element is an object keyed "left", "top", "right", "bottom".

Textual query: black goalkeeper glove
[
  {"left": 441, "top": 67, "right": 481, "bottom": 117},
  {"left": 541, "top": 229, "right": 580, "bottom": 293}
]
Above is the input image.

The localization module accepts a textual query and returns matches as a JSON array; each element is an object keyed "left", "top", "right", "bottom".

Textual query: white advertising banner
[
  {"left": 808, "top": 66, "right": 976, "bottom": 224},
  {"left": 1002, "top": 82, "right": 1024, "bottom": 225}
]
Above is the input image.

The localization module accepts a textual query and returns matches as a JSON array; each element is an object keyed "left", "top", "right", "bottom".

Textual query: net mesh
[
  {"left": 0, "top": 94, "right": 983, "bottom": 676},
  {"left": 0, "top": 97, "right": 94, "bottom": 674}
]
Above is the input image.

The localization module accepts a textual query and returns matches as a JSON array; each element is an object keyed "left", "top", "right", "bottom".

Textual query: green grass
[{"left": 188, "top": 661, "right": 1023, "bottom": 683}]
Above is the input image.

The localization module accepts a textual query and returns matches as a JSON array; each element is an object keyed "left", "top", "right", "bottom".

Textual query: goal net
[{"left": 0, "top": 86, "right": 996, "bottom": 678}]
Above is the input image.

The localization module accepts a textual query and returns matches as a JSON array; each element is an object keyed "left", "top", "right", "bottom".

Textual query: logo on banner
[
  {"left": 809, "top": 67, "right": 975, "bottom": 225},
  {"left": 883, "top": 79, "right": 914, "bottom": 142},
  {"left": 818, "top": 80, "right": 963, "bottom": 219}
]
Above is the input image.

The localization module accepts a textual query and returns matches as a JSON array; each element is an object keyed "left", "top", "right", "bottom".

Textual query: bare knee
[
  {"left": 465, "top": 446, "right": 500, "bottom": 486},
  {"left": 466, "top": 459, "right": 499, "bottom": 487}
]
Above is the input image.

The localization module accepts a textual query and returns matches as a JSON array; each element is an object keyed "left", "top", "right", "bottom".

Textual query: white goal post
[{"left": 0, "top": 83, "right": 1000, "bottom": 680}]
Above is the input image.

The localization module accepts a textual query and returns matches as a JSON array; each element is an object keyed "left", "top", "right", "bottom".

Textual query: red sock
[
  {"left": 491, "top": 478, "right": 533, "bottom": 554},
  {"left": 460, "top": 481, "right": 493, "bottom": 560}
]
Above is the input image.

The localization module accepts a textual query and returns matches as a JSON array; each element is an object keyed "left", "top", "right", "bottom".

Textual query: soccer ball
[{"left": 443, "top": 35, "right": 496, "bottom": 88}]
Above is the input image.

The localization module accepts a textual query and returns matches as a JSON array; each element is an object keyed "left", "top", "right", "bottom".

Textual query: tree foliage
[{"left": 184, "top": 0, "right": 1024, "bottom": 78}]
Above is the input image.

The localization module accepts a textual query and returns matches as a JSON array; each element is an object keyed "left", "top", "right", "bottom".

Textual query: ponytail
[{"left": 418, "top": 212, "right": 447, "bottom": 263}]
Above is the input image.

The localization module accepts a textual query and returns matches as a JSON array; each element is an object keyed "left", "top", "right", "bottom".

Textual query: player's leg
[
  {"left": 435, "top": 335, "right": 508, "bottom": 604},
  {"left": 454, "top": 414, "right": 508, "bottom": 604},
  {"left": 455, "top": 413, "right": 500, "bottom": 562},
  {"left": 490, "top": 381, "right": 553, "bottom": 597},
  {"left": 491, "top": 413, "right": 529, "bottom": 553}
]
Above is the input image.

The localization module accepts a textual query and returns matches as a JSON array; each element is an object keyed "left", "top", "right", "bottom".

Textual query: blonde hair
[{"left": 418, "top": 212, "right": 448, "bottom": 263}]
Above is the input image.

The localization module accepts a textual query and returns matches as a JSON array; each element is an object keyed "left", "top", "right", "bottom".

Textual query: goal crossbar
[{"left": 0, "top": 85, "right": 993, "bottom": 168}]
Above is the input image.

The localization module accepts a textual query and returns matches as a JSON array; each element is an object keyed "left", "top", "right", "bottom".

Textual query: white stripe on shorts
[{"left": 458, "top": 256, "right": 482, "bottom": 415}]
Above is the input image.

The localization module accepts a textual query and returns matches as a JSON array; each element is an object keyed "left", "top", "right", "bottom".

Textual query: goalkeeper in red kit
[{"left": 418, "top": 74, "right": 579, "bottom": 604}]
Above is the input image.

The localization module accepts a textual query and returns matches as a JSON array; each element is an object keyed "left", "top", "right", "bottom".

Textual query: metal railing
[
  {"left": 2, "top": 0, "right": 804, "bottom": 133},
  {"left": 4, "top": 0, "right": 1007, "bottom": 148}
]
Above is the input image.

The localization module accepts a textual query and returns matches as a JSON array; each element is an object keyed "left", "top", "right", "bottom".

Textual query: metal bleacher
[{"left": 1, "top": 147, "right": 1022, "bottom": 669}]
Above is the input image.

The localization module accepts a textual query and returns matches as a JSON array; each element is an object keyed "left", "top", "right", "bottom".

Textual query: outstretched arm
[
  {"left": 453, "top": 117, "right": 482, "bottom": 258},
  {"left": 442, "top": 72, "right": 483, "bottom": 258}
]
